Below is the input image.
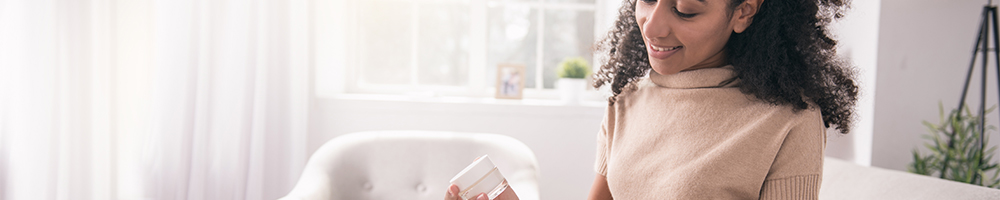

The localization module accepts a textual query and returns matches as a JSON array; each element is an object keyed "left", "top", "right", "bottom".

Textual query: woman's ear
[{"left": 733, "top": 0, "right": 764, "bottom": 33}]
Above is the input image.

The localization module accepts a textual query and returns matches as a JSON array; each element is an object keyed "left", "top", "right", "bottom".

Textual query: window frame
[{"left": 343, "top": 0, "right": 601, "bottom": 99}]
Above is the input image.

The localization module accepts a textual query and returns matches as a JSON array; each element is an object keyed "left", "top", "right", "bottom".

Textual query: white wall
[
  {"left": 827, "top": 0, "right": 882, "bottom": 166},
  {"left": 873, "top": 0, "right": 1000, "bottom": 171}
]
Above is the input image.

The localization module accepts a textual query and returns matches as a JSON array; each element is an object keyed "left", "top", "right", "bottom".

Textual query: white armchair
[
  {"left": 281, "top": 131, "right": 541, "bottom": 200},
  {"left": 819, "top": 157, "right": 1000, "bottom": 199}
]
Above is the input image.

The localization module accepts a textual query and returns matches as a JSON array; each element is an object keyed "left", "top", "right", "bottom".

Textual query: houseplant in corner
[
  {"left": 555, "top": 57, "right": 591, "bottom": 105},
  {"left": 909, "top": 102, "right": 1000, "bottom": 188}
]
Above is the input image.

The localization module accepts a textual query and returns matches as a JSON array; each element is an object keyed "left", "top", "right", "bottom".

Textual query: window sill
[{"left": 320, "top": 93, "right": 608, "bottom": 108}]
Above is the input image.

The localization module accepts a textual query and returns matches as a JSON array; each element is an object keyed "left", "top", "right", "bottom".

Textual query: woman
[{"left": 446, "top": 0, "right": 857, "bottom": 199}]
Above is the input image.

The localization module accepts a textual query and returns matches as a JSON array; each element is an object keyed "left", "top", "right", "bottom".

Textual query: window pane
[
  {"left": 543, "top": 10, "right": 595, "bottom": 88},
  {"left": 488, "top": 6, "right": 538, "bottom": 88},
  {"left": 489, "top": 0, "right": 541, "bottom": 2},
  {"left": 359, "top": 1, "right": 413, "bottom": 85},
  {"left": 418, "top": 3, "right": 470, "bottom": 86},
  {"left": 544, "top": 0, "right": 595, "bottom": 3}
]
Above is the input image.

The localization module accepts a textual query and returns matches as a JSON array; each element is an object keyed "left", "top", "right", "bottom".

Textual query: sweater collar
[{"left": 648, "top": 65, "right": 739, "bottom": 89}]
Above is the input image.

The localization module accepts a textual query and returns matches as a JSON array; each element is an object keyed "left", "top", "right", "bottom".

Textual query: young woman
[{"left": 446, "top": 0, "right": 857, "bottom": 199}]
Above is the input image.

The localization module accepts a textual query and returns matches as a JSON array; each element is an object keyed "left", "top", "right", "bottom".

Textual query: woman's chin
[{"left": 650, "top": 65, "right": 684, "bottom": 75}]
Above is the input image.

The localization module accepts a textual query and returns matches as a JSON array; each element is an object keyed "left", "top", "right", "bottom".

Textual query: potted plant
[
  {"left": 556, "top": 57, "right": 591, "bottom": 105},
  {"left": 909, "top": 102, "right": 1000, "bottom": 188}
]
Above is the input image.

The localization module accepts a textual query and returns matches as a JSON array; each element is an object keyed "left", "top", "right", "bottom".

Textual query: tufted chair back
[{"left": 280, "top": 131, "right": 541, "bottom": 200}]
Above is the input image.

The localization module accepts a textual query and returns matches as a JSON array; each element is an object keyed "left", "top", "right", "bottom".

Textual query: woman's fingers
[
  {"left": 450, "top": 185, "right": 460, "bottom": 196},
  {"left": 444, "top": 184, "right": 461, "bottom": 200},
  {"left": 495, "top": 187, "right": 520, "bottom": 200},
  {"left": 447, "top": 187, "right": 519, "bottom": 200}
]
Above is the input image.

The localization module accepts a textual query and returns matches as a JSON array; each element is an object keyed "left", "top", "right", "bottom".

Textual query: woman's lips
[{"left": 648, "top": 44, "right": 682, "bottom": 60}]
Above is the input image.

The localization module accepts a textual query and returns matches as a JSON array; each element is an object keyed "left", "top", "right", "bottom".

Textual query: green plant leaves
[
  {"left": 557, "top": 57, "right": 591, "bottom": 79},
  {"left": 909, "top": 102, "right": 1000, "bottom": 188}
]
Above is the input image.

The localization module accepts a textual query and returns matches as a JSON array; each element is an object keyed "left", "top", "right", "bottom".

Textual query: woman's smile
[{"left": 647, "top": 43, "right": 683, "bottom": 60}]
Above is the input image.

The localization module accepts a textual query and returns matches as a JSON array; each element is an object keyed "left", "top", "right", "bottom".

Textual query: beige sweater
[{"left": 594, "top": 66, "right": 826, "bottom": 199}]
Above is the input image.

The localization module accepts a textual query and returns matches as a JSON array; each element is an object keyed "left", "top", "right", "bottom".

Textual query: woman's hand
[
  {"left": 443, "top": 184, "right": 519, "bottom": 200},
  {"left": 443, "top": 184, "right": 463, "bottom": 200}
]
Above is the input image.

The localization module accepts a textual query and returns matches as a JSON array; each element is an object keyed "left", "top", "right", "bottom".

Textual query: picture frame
[{"left": 495, "top": 64, "right": 525, "bottom": 99}]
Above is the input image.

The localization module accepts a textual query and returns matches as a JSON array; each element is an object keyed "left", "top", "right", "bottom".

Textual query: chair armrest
[{"left": 280, "top": 161, "right": 333, "bottom": 200}]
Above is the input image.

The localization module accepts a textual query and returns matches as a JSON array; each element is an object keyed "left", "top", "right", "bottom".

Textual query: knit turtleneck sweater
[{"left": 594, "top": 66, "right": 825, "bottom": 199}]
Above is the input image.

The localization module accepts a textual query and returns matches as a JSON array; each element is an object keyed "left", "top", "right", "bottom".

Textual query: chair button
[
  {"left": 363, "top": 182, "right": 373, "bottom": 191},
  {"left": 416, "top": 183, "right": 427, "bottom": 193}
]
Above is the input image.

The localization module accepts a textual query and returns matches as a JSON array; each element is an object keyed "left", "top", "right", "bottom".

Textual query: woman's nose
[{"left": 642, "top": 2, "right": 672, "bottom": 39}]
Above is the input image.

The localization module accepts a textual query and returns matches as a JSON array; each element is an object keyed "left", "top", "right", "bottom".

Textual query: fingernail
[
  {"left": 477, "top": 194, "right": 488, "bottom": 200},
  {"left": 449, "top": 185, "right": 459, "bottom": 195}
]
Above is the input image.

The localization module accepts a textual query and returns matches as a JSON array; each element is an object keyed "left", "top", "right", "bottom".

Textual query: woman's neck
[{"left": 681, "top": 50, "right": 729, "bottom": 72}]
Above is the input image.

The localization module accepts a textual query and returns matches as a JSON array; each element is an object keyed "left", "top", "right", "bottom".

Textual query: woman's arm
[{"left": 587, "top": 173, "right": 613, "bottom": 200}]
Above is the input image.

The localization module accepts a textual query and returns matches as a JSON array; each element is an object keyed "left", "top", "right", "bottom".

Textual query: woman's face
[{"left": 635, "top": 0, "right": 754, "bottom": 75}]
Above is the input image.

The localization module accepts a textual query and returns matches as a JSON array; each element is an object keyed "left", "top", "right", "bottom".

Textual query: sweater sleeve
[
  {"left": 758, "top": 109, "right": 826, "bottom": 200},
  {"left": 594, "top": 105, "right": 616, "bottom": 176}
]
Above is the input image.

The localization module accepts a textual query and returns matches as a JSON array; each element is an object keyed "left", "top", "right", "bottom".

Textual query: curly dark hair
[{"left": 592, "top": 0, "right": 858, "bottom": 134}]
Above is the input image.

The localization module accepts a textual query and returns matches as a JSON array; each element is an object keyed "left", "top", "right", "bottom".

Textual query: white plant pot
[{"left": 556, "top": 78, "right": 587, "bottom": 105}]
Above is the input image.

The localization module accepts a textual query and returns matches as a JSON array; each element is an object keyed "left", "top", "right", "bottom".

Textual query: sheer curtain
[{"left": 0, "top": 0, "right": 313, "bottom": 199}]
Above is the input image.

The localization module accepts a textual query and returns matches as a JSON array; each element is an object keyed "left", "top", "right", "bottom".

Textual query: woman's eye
[
  {"left": 673, "top": 7, "right": 697, "bottom": 18},
  {"left": 639, "top": 0, "right": 657, "bottom": 3}
]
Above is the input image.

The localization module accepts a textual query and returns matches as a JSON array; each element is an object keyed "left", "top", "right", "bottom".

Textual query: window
[{"left": 344, "top": 0, "right": 598, "bottom": 98}]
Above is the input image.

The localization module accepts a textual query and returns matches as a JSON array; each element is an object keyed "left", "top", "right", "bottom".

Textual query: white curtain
[{"left": 0, "top": 0, "right": 313, "bottom": 199}]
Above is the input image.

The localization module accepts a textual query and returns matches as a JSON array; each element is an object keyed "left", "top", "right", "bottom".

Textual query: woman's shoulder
[
  {"left": 756, "top": 101, "right": 825, "bottom": 133},
  {"left": 605, "top": 77, "right": 652, "bottom": 107},
  {"left": 612, "top": 77, "right": 823, "bottom": 127},
  {"left": 702, "top": 95, "right": 824, "bottom": 132},
  {"left": 751, "top": 99, "right": 823, "bottom": 120}
]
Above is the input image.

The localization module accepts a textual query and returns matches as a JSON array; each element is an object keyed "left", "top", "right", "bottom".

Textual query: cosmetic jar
[{"left": 449, "top": 155, "right": 509, "bottom": 200}]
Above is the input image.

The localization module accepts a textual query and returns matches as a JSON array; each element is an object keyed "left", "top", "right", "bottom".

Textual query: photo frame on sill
[{"left": 495, "top": 64, "right": 525, "bottom": 99}]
